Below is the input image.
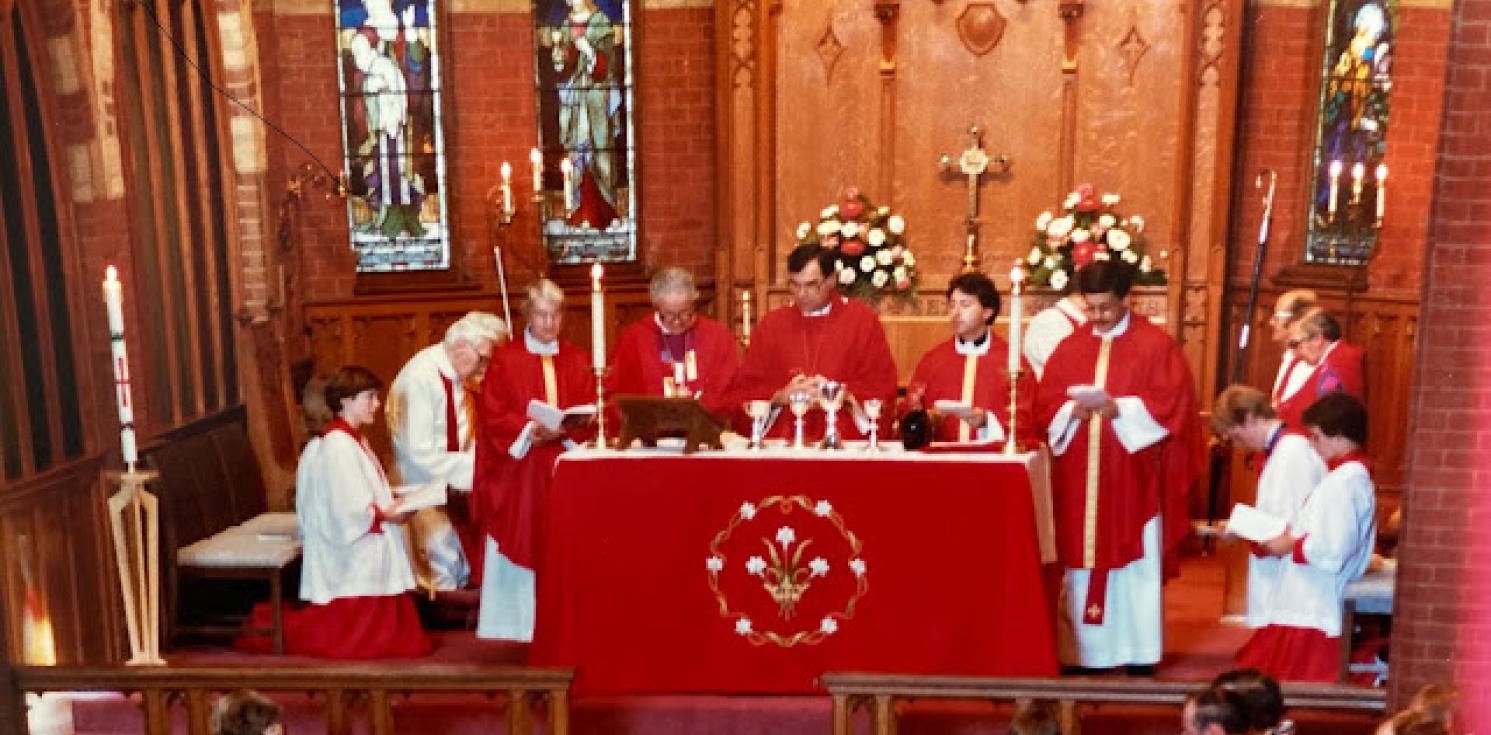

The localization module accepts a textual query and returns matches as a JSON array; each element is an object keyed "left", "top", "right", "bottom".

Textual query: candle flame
[
  {"left": 591, "top": 262, "right": 604, "bottom": 287},
  {"left": 1010, "top": 259, "right": 1027, "bottom": 284},
  {"left": 501, "top": 161, "right": 512, "bottom": 179},
  {"left": 1376, "top": 163, "right": 1388, "bottom": 181},
  {"left": 106, "top": 265, "right": 118, "bottom": 281},
  {"left": 1329, "top": 160, "right": 1343, "bottom": 176},
  {"left": 561, "top": 158, "right": 573, "bottom": 174},
  {"left": 530, "top": 148, "right": 542, "bottom": 164},
  {"left": 1351, "top": 163, "right": 1365, "bottom": 180}
]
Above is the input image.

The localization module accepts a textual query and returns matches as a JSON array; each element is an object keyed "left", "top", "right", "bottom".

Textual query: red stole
[
  {"left": 908, "top": 335, "right": 1036, "bottom": 446},
  {"left": 1276, "top": 340, "right": 1365, "bottom": 430}
]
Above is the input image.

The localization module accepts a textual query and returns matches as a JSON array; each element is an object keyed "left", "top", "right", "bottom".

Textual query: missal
[
  {"left": 932, "top": 399, "right": 978, "bottom": 419},
  {"left": 390, "top": 478, "right": 448, "bottom": 513},
  {"left": 1224, "top": 503, "right": 1289, "bottom": 543},
  {"left": 527, "top": 400, "right": 598, "bottom": 431},
  {"left": 1066, "top": 384, "right": 1111, "bottom": 407}
]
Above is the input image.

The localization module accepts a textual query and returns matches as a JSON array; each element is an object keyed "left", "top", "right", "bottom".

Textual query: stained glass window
[
  {"left": 1304, "top": 0, "right": 1394, "bottom": 265},
  {"left": 532, "top": 0, "right": 638, "bottom": 264},
  {"left": 335, "top": 0, "right": 450, "bottom": 272}
]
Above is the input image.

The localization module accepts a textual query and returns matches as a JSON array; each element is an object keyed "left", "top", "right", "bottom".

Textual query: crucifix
[{"left": 939, "top": 125, "right": 1011, "bottom": 273}]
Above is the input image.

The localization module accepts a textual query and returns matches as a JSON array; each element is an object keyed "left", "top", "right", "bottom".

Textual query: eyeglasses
[
  {"left": 658, "top": 307, "right": 696, "bottom": 324},
  {"left": 1285, "top": 338, "right": 1302, "bottom": 349}
]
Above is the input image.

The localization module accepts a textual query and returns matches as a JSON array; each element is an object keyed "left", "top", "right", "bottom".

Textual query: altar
[{"left": 529, "top": 444, "right": 1060, "bottom": 695}]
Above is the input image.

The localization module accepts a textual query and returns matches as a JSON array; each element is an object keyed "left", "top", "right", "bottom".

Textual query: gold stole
[
  {"left": 1083, "top": 336, "right": 1114, "bottom": 569},
  {"left": 541, "top": 356, "right": 559, "bottom": 406},
  {"left": 958, "top": 355, "right": 978, "bottom": 442}
]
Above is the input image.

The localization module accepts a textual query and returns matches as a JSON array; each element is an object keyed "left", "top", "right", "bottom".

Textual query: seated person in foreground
[
  {"left": 1182, "top": 686, "right": 1253, "bottom": 735},
  {"left": 1234, "top": 392, "right": 1376, "bottom": 681},
  {"left": 211, "top": 689, "right": 282, "bottom": 735},
  {"left": 242, "top": 366, "right": 432, "bottom": 658},
  {"left": 906, "top": 271, "right": 1036, "bottom": 446},
  {"left": 1210, "top": 668, "right": 1289, "bottom": 735}
]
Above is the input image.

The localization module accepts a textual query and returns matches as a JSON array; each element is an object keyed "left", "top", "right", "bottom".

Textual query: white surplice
[
  {"left": 1022, "top": 297, "right": 1086, "bottom": 379},
  {"left": 1247, "top": 429, "right": 1327, "bottom": 627}
]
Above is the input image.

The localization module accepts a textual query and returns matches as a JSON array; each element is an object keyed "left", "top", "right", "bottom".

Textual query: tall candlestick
[
  {"left": 530, "top": 148, "right": 543, "bottom": 193},
  {"left": 590, "top": 262, "right": 606, "bottom": 370},
  {"left": 740, "top": 290, "right": 753, "bottom": 344},
  {"left": 500, "top": 161, "right": 513, "bottom": 217},
  {"left": 561, "top": 158, "right": 575, "bottom": 212},
  {"left": 102, "top": 267, "right": 138, "bottom": 469},
  {"left": 1351, "top": 162, "right": 1365, "bottom": 205},
  {"left": 1328, "top": 160, "right": 1343, "bottom": 218},
  {"left": 1008, "top": 260, "right": 1025, "bottom": 374},
  {"left": 1375, "top": 163, "right": 1388, "bottom": 222}
]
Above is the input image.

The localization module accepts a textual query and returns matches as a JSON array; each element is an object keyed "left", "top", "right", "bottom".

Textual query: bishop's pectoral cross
[{"left": 940, "top": 126, "right": 1011, "bottom": 273}]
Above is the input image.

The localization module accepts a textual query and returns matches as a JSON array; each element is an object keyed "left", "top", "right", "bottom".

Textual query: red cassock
[
  {"left": 604, "top": 315, "right": 741, "bottom": 420},
  {"left": 1034, "top": 314, "right": 1204, "bottom": 578},
  {"left": 1276, "top": 340, "right": 1365, "bottom": 430},
  {"left": 729, "top": 296, "right": 898, "bottom": 439},
  {"left": 909, "top": 335, "right": 1038, "bottom": 446},
  {"left": 471, "top": 339, "right": 596, "bottom": 569}
]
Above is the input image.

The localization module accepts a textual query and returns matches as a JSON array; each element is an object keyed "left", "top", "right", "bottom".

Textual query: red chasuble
[
  {"left": 1034, "top": 314, "right": 1203, "bottom": 577},
  {"left": 909, "top": 335, "right": 1038, "bottom": 446},
  {"left": 605, "top": 314, "right": 741, "bottom": 420},
  {"left": 1276, "top": 340, "right": 1365, "bottom": 429},
  {"left": 729, "top": 296, "right": 898, "bottom": 439},
  {"left": 472, "top": 339, "right": 595, "bottom": 569}
]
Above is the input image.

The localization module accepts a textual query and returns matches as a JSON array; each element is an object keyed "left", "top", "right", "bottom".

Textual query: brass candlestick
[
  {"left": 1003, "top": 368, "right": 1024, "bottom": 456},
  {"left": 594, "top": 368, "right": 608, "bottom": 449}
]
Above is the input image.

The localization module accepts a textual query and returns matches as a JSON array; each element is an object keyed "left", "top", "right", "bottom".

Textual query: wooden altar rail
[
  {"left": 820, "top": 673, "right": 1386, "bottom": 735},
  {"left": 10, "top": 664, "right": 574, "bottom": 735}
]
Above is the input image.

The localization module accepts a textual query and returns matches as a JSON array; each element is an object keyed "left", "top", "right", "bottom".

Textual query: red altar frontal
[{"left": 529, "top": 447, "right": 1060, "bottom": 694}]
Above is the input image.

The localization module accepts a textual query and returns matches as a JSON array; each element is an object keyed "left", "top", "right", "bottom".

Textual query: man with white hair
[
  {"left": 387, "top": 311, "right": 509, "bottom": 591},
  {"left": 472, "top": 279, "right": 595, "bottom": 641},
  {"left": 607, "top": 267, "right": 740, "bottom": 420}
]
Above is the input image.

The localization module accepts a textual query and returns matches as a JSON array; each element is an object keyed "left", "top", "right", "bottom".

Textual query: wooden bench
[{"left": 142, "top": 406, "right": 301, "bottom": 653}]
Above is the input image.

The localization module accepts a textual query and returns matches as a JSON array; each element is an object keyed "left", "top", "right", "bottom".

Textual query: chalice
[
  {"left": 819, "top": 381, "right": 846, "bottom": 450},
  {"left": 787, "top": 389, "right": 814, "bottom": 449},
  {"left": 744, "top": 399, "right": 772, "bottom": 451},
  {"left": 862, "top": 398, "right": 883, "bottom": 453}
]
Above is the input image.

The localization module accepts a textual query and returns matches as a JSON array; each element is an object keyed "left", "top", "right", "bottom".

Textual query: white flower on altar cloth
[
  {"left": 875, "top": 249, "right": 893, "bottom": 266},
  {"left": 814, "top": 500, "right": 833, "bottom": 517},
  {"left": 1129, "top": 215, "right": 1145, "bottom": 231},
  {"left": 901, "top": 250, "right": 916, "bottom": 267},
  {"left": 867, "top": 228, "right": 886, "bottom": 247},
  {"left": 1140, "top": 254, "right": 1154, "bottom": 272},
  {"left": 1027, "top": 246, "right": 1043, "bottom": 265},
  {"left": 820, "top": 617, "right": 839, "bottom": 635},
  {"left": 849, "top": 558, "right": 867, "bottom": 576},
  {"left": 821, "top": 205, "right": 838, "bottom": 219},
  {"left": 838, "top": 267, "right": 857, "bottom": 285},
  {"left": 1098, "top": 214, "right": 1117, "bottom": 229},
  {"left": 887, "top": 215, "right": 906, "bottom": 235},
  {"left": 707, "top": 556, "right": 724, "bottom": 572},
  {"left": 817, "top": 220, "right": 841, "bottom": 236},
  {"left": 871, "top": 270, "right": 889, "bottom": 288},
  {"left": 809, "top": 557, "right": 830, "bottom": 577},
  {"left": 1070, "top": 228, "right": 1091, "bottom": 243},
  {"left": 1035, "top": 211, "right": 1053, "bottom": 231},
  {"left": 746, "top": 555, "right": 767, "bottom": 576},
  {"left": 859, "top": 256, "right": 876, "bottom": 273},
  {"left": 1043, "top": 255, "right": 1058, "bottom": 270},
  {"left": 841, "top": 221, "right": 861, "bottom": 239},
  {"left": 1121, "top": 248, "right": 1139, "bottom": 264},
  {"left": 1049, "top": 270, "right": 1070, "bottom": 291},
  {"left": 740, "top": 501, "right": 757, "bottom": 519},
  {"left": 775, "top": 526, "right": 796, "bottom": 547},
  {"left": 1102, "top": 193, "right": 1121, "bottom": 206},
  {"left": 1046, "top": 216, "right": 1073, "bottom": 239},
  {"left": 1107, "top": 229, "right": 1132, "bottom": 251},
  {"left": 796, "top": 222, "right": 811, "bottom": 239},
  {"left": 736, "top": 617, "right": 753, "bottom": 635}
]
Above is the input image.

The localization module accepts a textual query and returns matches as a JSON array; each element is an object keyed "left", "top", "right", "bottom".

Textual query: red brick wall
[
  {"left": 258, "top": 5, "right": 717, "bottom": 301},
  {"left": 1228, "top": 4, "right": 1450, "bottom": 297},
  {"left": 1395, "top": 0, "right": 1491, "bottom": 720}
]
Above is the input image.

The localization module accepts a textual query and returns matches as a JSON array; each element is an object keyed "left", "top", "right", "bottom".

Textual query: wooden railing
[
  {"left": 820, "top": 673, "right": 1387, "bottom": 735},
  {"left": 11, "top": 664, "right": 574, "bottom": 735}
]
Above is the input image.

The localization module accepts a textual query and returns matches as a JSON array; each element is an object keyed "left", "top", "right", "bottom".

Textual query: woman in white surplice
[{"left": 242, "top": 366, "right": 432, "bottom": 658}]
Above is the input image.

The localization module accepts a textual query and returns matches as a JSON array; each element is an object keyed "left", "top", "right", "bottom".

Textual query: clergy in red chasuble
[
  {"left": 1034, "top": 261, "right": 1205, "bottom": 671},
  {"left": 730, "top": 244, "right": 898, "bottom": 440},
  {"left": 1275, "top": 308, "right": 1365, "bottom": 431},
  {"left": 605, "top": 267, "right": 740, "bottom": 421},
  {"left": 472, "top": 279, "right": 595, "bottom": 641},
  {"left": 907, "top": 272, "right": 1036, "bottom": 446}
]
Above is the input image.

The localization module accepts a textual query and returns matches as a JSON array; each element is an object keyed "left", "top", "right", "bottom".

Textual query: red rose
[
  {"left": 823, "top": 234, "right": 841, "bottom": 248},
  {"left": 840, "top": 239, "right": 865, "bottom": 256},
  {"left": 1072, "top": 241, "right": 1097, "bottom": 267},
  {"left": 841, "top": 199, "right": 865, "bottom": 220},
  {"left": 1074, "top": 183, "right": 1099, "bottom": 212}
]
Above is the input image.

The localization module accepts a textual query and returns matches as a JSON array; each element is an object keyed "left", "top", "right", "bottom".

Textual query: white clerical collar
[
  {"left": 1058, "top": 297, "right": 1087, "bottom": 323},
  {"left": 1092, "top": 310, "right": 1132, "bottom": 338},
  {"left": 435, "top": 343, "right": 459, "bottom": 379},
  {"left": 524, "top": 328, "right": 559, "bottom": 356},
  {"left": 799, "top": 298, "right": 837, "bottom": 318},
  {"left": 654, "top": 312, "right": 689, "bottom": 336},
  {"left": 955, "top": 331, "right": 992, "bottom": 356}
]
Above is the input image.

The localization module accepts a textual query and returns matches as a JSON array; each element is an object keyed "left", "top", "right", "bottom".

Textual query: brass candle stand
[{"left": 1003, "top": 369, "right": 1025, "bottom": 456}]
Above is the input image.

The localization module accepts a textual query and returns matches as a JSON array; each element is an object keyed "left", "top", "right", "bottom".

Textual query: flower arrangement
[
  {"left": 1024, "top": 184, "right": 1166, "bottom": 290},
  {"left": 794, "top": 187, "right": 918, "bottom": 299}
]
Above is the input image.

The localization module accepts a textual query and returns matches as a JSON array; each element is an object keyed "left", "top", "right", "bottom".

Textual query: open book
[
  {"left": 1066, "top": 384, "right": 1111, "bottom": 407},
  {"left": 527, "top": 400, "right": 598, "bottom": 432},
  {"left": 390, "top": 478, "right": 448, "bottom": 514},
  {"left": 1225, "top": 503, "right": 1288, "bottom": 543},
  {"left": 932, "top": 400, "right": 979, "bottom": 420}
]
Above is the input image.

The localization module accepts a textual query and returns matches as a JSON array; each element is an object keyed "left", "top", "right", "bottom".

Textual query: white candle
[
  {"left": 1351, "top": 162, "right": 1366, "bottom": 203},
  {"left": 529, "top": 148, "right": 543, "bottom": 193},
  {"left": 741, "top": 290, "right": 752, "bottom": 342},
  {"left": 1328, "top": 160, "right": 1343, "bottom": 217},
  {"left": 1375, "top": 163, "right": 1388, "bottom": 221},
  {"left": 561, "top": 158, "right": 575, "bottom": 212},
  {"left": 1008, "top": 261, "right": 1025, "bottom": 374},
  {"left": 500, "top": 161, "right": 513, "bottom": 217},
  {"left": 590, "top": 262, "right": 605, "bottom": 370},
  {"left": 102, "top": 266, "right": 138, "bottom": 468}
]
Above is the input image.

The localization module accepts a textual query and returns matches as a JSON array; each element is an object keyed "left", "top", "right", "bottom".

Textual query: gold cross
[
  {"left": 939, "top": 126, "right": 1011, "bottom": 272},
  {"left": 1087, "top": 604, "right": 1103, "bottom": 619}
]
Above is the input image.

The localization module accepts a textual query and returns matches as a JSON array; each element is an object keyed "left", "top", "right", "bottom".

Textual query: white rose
[
  {"left": 817, "top": 220, "right": 841, "bottom": 236},
  {"left": 796, "top": 222, "right": 811, "bottom": 239},
  {"left": 1035, "top": 211, "right": 1053, "bottom": 231},
  {"left": 1107, "top": 229, "right": 1132, "bottom": 251},
  {"left": 867, "top": 228, "right": 886, "bottom": 246},
  {"left": 841, "top": 221, "right": 860, "bottom": 239},
  {"left": 1094, "top": 250, "right": 1112, "bottom": 262},
  {"left": 1046, "top": 216, "right": 1073, "bottom": 239},
  {"left": 1043, "top": 255, "right": 1058, "bottom": 269},
  {"left": 876, "top": 249, "right": 893, "bottom": 266},
  {"left": 860, "top": 256, "right": 876, "bottom": 273},
  {"left": 1121, "top": 248, "right": 1139, "bottom": 264},
  {"left": 1027, "top": 246, "right": 1043, "bottom": 265},
  {"left": 1063, "top": 193, "right": 1080, "bottom": 209},
  {"left": 1129, "top": 215, "right": 1145, "bottom": 231},
  {"left": 1101, "top": 193, "right": 1121, "bottom": 206},
  {"left": 1071, "top": 228, "right": 1091, "bottom": 243},
  {"left": 1049, "top": 270, "right": 1069, "bottom": 290},
  {"left": 893, "top": 265, "right": 907, "bottom": 280},
  {"left": 887, "top": 215, "right": 906, "bottom": 235},
  {"left": 1099, "top": 214, "right": 1117, "bottom": 228},
  {"left": 877, "top": 206, "right": 889, "bottom": 216},
  {"left": 838, "top": 266, "right": 856, "bottom": 285},
  {"left": 901, "top": 250, "right": 915, "bottom": 267},
  {"left": 1140, "top": 255, "right": 1153, "bottom": 272},
  {"left": 821, "top": 205, "right": 838, "bottom": 219},
  {"left": 871, "top": 270, "right": 889, "bottom": 288}
]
